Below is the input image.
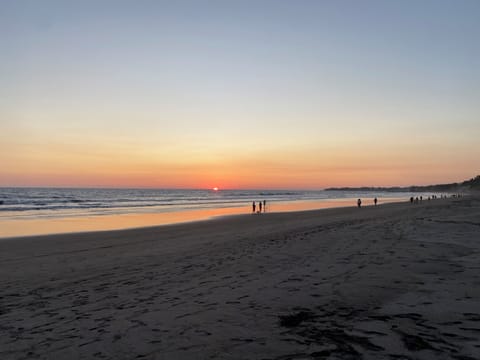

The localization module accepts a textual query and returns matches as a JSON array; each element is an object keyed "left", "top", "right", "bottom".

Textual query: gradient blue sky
[{"left": 1, "top": 0, "right": 479, "bottom": 188}]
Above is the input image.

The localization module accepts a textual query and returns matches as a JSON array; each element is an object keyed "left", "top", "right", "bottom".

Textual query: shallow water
[{"left": 0, "top": 187, "right": 436, "bottom": 237}]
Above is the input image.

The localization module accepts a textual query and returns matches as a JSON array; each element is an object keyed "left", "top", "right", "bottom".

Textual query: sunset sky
[{"left": 1, "top": 0, "right": 479, "bottom": 189}]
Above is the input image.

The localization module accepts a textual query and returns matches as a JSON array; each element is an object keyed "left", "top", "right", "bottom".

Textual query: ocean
[{"left": 0, "top": 187, "right": 436, "bottom": 237}]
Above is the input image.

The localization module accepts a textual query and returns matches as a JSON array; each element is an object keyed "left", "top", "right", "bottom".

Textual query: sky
[{"left": 1, "top": 0, "right": 479, "bottom": 189}]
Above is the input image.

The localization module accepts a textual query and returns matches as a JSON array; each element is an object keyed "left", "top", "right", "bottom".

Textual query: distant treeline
[{"left": 325, "top": 175, "right": 480, "bottom": 192}]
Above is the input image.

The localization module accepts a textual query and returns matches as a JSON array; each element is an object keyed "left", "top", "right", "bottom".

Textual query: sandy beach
[{"left": 1, "top": 196, "right": 479, "bottom": 359}]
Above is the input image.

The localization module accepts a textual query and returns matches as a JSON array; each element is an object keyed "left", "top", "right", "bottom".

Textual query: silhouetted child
[
  {"left": 357, "top": 198, "right": 362, "bottom": 208},
  {"left": 374, "top": 197, "right": 378, "bottom": 206}
]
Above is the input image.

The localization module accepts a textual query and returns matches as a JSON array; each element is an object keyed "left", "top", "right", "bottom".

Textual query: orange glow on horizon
[{"left": 1, "top": 133, "right": 477, "bottom": 189}]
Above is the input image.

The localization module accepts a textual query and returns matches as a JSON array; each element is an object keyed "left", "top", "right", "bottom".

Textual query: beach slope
[{"left": 1, "top": 197, "right": 479, "bottom": 359}]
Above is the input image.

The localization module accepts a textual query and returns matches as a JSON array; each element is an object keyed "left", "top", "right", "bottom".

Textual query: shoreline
[{"left": 0, "top": 196, "right": 411, "bottom": 239}]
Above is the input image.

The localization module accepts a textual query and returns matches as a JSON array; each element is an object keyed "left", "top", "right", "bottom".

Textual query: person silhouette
[
  {"left": 357, "top": 198, "right": 362, "bottom": 208},
  {"left": 263, "top": 200, "right": 266, "bottom": 213},
  {"left": 259, "top": 201, "right": 262, "bottom": 213},
  {"left": 252, "top": 201, "right": 256, "bottom": 213},
  {"left": 374, "top": 197, "right": 378, "bottom": 206}
]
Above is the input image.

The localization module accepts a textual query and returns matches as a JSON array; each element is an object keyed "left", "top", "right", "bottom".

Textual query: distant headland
[{"left": 325, "top": 175, "right": 480, "bottom": 192}]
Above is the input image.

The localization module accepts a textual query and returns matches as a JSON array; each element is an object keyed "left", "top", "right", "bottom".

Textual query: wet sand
[
  {"left": 0, "top": 197, "right": 407, "bottom": 238},
  {"left": 0, "top": 196, "right": 479, "bottom": 359}
]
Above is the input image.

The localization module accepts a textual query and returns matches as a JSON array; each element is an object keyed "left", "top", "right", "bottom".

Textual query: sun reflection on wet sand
[{"left": 0, "top": 197, "right": 408, "bottom": 238}]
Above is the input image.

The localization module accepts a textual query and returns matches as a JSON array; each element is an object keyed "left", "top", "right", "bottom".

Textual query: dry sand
[{"left": 0, "top": 196, "right": 479, "bottom": 359}]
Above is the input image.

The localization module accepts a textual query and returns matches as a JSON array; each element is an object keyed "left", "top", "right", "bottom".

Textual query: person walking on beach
[
  {"left": 263, "top": 200, "right": 266, "bottom": 213},
  {"left": 374, "top": 197, "right": 378, "bottom": 206},
  {"left": 357, "top": 198, "right": 362, "bottom": 208},
  {"left": 252, "top": 201, "right": 256, "bottom": 213},
  {"left": 259, "top": 201, "right": 263, "bottom": 213}
]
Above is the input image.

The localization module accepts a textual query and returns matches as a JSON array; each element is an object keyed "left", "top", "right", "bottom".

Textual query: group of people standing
[
  {"left": 410, "top": 194, "right": 445, "bottom": 204},
  {"left": 358, "top": 194, "right": 448, "bottom": 208},
  {"left": 252, "top": 200, "right": 266, "bottom": 214}
]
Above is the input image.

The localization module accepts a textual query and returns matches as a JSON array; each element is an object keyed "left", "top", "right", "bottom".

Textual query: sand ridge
[{"left": 0, "top": 197, "right": 479, "bottom": 359}]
